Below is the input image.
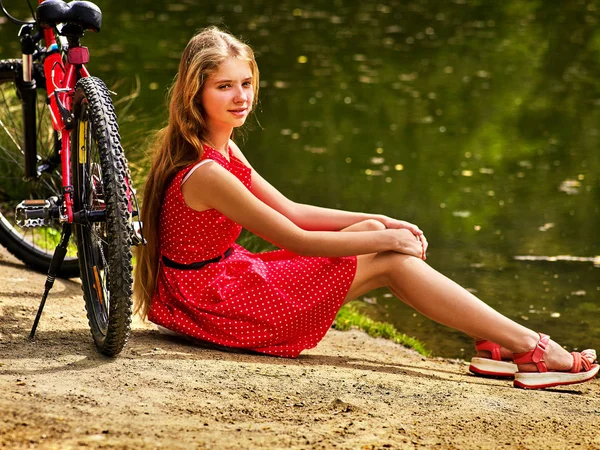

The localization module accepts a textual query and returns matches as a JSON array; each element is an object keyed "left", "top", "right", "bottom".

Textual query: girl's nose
[{"left": 234, "top": 86, "right": 248, "bottom": 103}]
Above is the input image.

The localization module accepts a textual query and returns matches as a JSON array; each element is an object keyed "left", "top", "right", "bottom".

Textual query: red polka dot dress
[{"left": 147, "top": 145, "right": 358, "bottom": 357}]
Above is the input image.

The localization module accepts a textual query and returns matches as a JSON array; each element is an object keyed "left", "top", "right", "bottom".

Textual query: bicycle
[{"left": 0, "top": 0, "right": 144, "bottom": 356}]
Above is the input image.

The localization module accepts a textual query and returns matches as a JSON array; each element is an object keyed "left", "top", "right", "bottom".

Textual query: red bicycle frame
[{"left": 38, "top": 0, "right": 91, "bottom": 223}]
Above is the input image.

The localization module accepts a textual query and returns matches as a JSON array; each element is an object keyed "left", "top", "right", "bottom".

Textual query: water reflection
[{"left": 1, "top": 0, "right": 598, "bottom": 357}]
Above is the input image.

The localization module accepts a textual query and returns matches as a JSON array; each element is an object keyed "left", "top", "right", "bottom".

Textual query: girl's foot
[
  {"left": 469, "top": 340, "right": 517, "bottom": 378},
  {"left": 513, "top": 333, "right": 599, "bottom": 389}
]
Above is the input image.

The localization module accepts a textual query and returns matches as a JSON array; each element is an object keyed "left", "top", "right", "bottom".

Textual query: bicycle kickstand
[{"left": 30, "top": 224, "right": 73, "bottom": 339}]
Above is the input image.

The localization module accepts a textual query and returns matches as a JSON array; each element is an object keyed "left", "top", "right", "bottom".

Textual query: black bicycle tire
[
  {"left": 0, "top": 58, "right": 80, "bottom": 278},
  {"left": 71, "top": 76, "right": 132, "bottom": 356}
]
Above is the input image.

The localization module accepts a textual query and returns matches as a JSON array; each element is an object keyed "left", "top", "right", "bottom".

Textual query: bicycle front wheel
[
  {"left": 71, "top": 76, "right": 132, "bottom": 356},
  {"left": 0, "top": 59, "right": 79, "bottom": 277}
]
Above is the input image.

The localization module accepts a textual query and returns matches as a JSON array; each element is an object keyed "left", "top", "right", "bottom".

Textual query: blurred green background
[{"left": 1, "top": 0, "right": 598, "bottom": 358}]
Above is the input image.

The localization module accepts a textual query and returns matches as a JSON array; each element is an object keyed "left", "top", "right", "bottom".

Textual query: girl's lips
[{"left": 228, "top": 108, "right": 247, "bottom": 117}]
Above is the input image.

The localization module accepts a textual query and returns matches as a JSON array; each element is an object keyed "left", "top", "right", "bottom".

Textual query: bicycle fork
[{"left": 29, "top": 224, "right": 72, "bottom": 338}]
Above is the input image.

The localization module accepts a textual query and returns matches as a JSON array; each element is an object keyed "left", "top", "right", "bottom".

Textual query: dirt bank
[{"left": 1, "top": 245, "right": 599, "bottom": 449}]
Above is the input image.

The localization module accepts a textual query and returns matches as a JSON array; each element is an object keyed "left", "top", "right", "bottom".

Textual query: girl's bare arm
[
  {"left": 183, "top": 162, "right": 423, "bottom": 258},
  {"left": 229, "top": 141, "right": 423, "bottom": 236}
]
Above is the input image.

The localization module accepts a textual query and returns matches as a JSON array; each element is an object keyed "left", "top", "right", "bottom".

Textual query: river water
[{"left": 1, "top": 0, "right": 598, "bottom": 358}]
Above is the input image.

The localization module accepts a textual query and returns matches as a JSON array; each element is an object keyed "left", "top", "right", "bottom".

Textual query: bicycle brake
[{"left": 130, "top": 217, "right": 146, "bottom": 246}]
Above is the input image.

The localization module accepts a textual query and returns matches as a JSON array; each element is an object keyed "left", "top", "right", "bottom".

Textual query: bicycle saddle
[{"left": 37, "top": 0, "right": 102, "bottom": 33}]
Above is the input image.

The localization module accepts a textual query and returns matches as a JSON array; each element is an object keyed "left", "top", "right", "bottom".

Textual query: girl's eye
[
  {"left": 243, "top": 81, "right": 252, "bottom": 87},
  {"left": 219, "top": 84, "right": 231, "bottom": 89}
]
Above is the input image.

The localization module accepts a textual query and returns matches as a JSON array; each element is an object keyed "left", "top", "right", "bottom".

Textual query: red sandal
[
  {"left": 513, "top": 333, "right": 599, "bottom": 389},
  {"left": 469, "top": 340, "right": 517, "bottom": 378}
]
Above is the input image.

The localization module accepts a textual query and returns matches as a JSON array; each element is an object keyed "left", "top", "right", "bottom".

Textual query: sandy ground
[{"left": 1, "top": 245, "right": 599, "bottom": 450}]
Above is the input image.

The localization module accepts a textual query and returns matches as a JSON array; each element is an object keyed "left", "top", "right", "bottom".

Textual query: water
[{"left": 1, "top": 0, "right": 598, "bottom": 358}]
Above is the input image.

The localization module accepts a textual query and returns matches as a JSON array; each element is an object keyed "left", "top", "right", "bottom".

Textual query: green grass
[{"left": 334, "top": 303, "right": 430, "bottom": 356}]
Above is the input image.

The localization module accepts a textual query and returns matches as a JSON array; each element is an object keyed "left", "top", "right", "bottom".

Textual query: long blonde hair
[{"left": 134, "top": 27, "right": 259, "bottom": 318}]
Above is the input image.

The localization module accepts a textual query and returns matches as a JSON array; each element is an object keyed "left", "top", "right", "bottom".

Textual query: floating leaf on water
[
  {"left": 385, "top": 25, "right": 402, "bottom": 33},
  {"left": 415, "top": 116, "right": 433, "bottom": 124},
  {"left": 394, "top": 164, "right": 404, "bottom": 171},
  {"left": 461, "top": 170, "right": 473, "bottom": 177},
  {"left": 474, "top": 225, "right": 481, "bottom": 231},
  {"left": 518, "top": 160, "right": 533, "bottom": 169},
  {"left": 293, "top": 8, "right": 303, "bottom": 16},
  {"left": 148, "top": 82, "right": 159, "bottom": 90},
  {"left": 452, "top": 211, "right": 471, "bottom": 218},
  {"left": 399, "top": 72, "right": 418, "bottom": 81},
  {"left": 559, "top": 179, "right": 581, "bottom": 195},
  {"left": 550, "top": 312, "right": 561, "bottom": 318},
  {"left": 570, "top": 290, "right": 586, "bottom": 296},
  {"left": 353, "top": 54, "right": 366, "bottom": 62},
  {"left": 362, "top": 297, "right": 377, "bottom": 305},
  {"left": 280, "top": 129, "right": 292, "bottom": 135},
  {"left": 345, "top": 157, "right": 352, "bottom": 163},
  {"left": 297, "top": 56, "right": 308, "bottom": 64},
  {"left": 370, "top": 157, "right": 385, "bottom": 164},
  {"left": 538, "top": 223, "right": 555, "bottom": 232},
  {"left": 273, "top": 81, "right": 289, "bottom": 89},
  {"left": 304, "top": 146, "right": 325, "bottom": 154},
  {"left": 479, "top": 167, "right": 494, "bottom": 174}
]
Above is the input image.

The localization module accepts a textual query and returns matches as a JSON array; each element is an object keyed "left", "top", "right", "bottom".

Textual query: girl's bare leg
[{"left": 340, "top": 220, "right": 592, "bottom": 372}]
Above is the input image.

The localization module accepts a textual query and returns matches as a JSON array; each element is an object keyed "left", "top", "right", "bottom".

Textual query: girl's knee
[
  {"left": 380, "top": 252, "right": 422, "bottom": 285},
  {"left": 359, "top": 219, "right": 386, "bottom": 231}
]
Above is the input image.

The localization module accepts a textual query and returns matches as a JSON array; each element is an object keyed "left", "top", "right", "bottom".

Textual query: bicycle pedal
[{"left": 15, "top": 197, "right": 60, "bottom": 228}]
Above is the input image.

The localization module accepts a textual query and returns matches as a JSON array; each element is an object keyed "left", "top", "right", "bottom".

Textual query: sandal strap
[
  {"left": 513, "top": 333, "right": 550, "bottom": 372},
  {"left": 570, "top": 352, "right": 592, "bottom": 373},
  {"left": 475, "top": 340, "right": 502, "bottom": 361}
]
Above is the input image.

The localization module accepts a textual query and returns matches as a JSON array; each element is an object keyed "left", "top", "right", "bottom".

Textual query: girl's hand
[
  {"left": 387, "top": 229, "right": 427, "bottom": 260},
  {"left": 379, "top": 216, "right": 428, "bottom": 260}
]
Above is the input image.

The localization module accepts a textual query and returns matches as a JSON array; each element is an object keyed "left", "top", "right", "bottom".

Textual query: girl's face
[{"left": 201, "top": 58, "right": 254, "bottom": 132}]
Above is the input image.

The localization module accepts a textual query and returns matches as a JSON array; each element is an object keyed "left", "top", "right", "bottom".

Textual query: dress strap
[{"left": 181, "top": 159, "right": 215, "bottom": 186}]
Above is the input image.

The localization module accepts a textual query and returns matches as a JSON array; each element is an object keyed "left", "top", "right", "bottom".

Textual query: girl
[{"left": 134, "top": 27, "right": 598, "bottom": 390}]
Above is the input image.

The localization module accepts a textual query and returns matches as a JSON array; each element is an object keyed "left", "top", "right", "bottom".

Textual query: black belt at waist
[{"left": 161, "top": 247, "right": 233, "bottom": 270}]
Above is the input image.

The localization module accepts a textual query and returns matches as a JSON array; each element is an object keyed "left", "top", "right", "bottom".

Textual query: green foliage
[{"left": 334, "top": 303, "right": 430, "bottom": 356}]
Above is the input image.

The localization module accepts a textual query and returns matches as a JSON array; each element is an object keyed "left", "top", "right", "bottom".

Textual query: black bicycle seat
[{"left": 37, "top": 0, "right": 102, "bottom": 33}]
